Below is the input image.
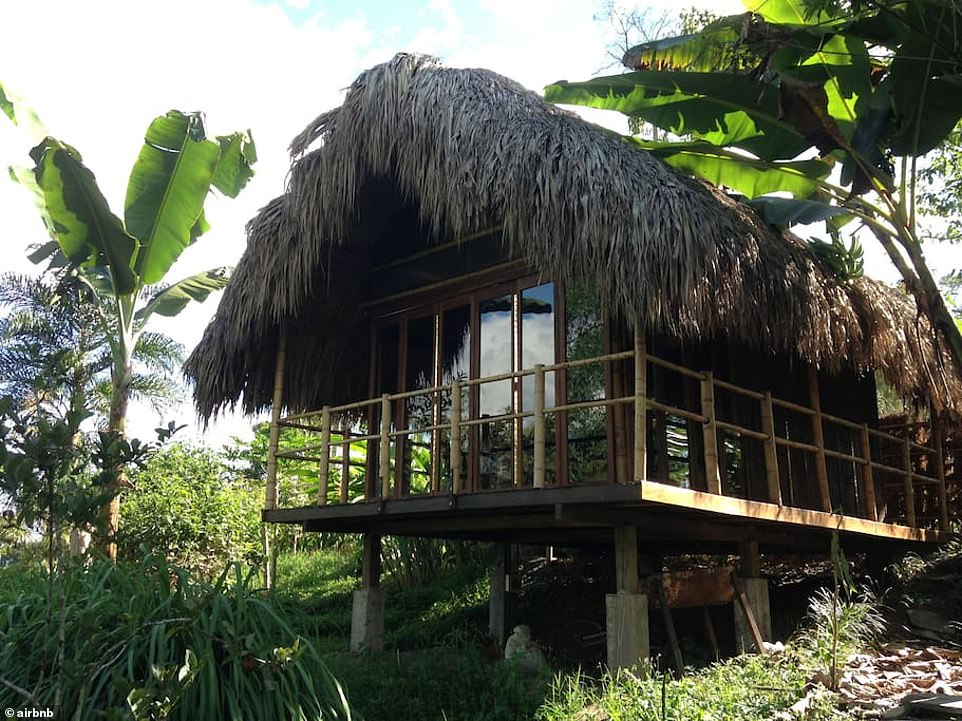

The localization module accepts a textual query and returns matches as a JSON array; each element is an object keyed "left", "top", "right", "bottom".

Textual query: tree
[
  {"left": 0, "top": 271, "right": 183, "bottom": 428},
  {"left": 546, "top": 0, "right": 962, "bottom": 402},
  {"left": 20, "top": 110, "right": 256, "bottom": 557}
]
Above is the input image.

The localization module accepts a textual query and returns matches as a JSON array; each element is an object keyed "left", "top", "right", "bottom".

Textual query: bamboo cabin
[{"left": 187, "top": 54, "right": 962, "bottom": 666}]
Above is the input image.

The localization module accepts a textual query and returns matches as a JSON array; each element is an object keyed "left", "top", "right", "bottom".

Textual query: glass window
[{"left": 479, "top": 293, "right": 514, "bottom": 488}]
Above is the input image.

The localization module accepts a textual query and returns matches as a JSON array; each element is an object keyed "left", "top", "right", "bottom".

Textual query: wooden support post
[
  {"left": 451, "top": 380, "right": 462, "bottom": 494},
  {"left": 902, "top": 436, "right": 916, "bottom": 527},
  {"left": 317, "top": 406, "right": 331, "bottom": 506},
  {"left": 760, "top": 393, "right": 782, "bottom": 505},
  {"left": 739, "top": 540, "right": 761, "bottom": 578},
  {"left": 489, "top": 543, "right": 508, "bottom": 645},
  {"left": 933, "top": 414, "right": 949, "bottom": 531},
  {"left": 634, "top": 323, "right": 647, "bottom": 482},
  {"left": 700, "top": 372, "right": 722, "bottom": 495},
  {"left": 264, "top": 325, "right": 287, "bottom": 512},
  {"left": 702, "top": 607, "right": 720, "bottom": 661},
  {"left": 614, "top": 526, "right": 640, "bottom": 593},
  {"left": 379, "top": 394, "right": 391, "bottom": 500},
  {"left": 654, "top": 577, "right": 685, "bottom": 677},
  {"left": 807, "top": 367, "right": 832, "bottom": 512},
  {"left": 340, "top": 434, "right": 350, "bottom": 504},
  {"left": 533, "top": 364, "right": 546, "bottom": 489},
  {"left": 732, "top": 575, "right": 767, "bottom": 654},
  {"left": 859, "top": 423, "right": 878, "bottom": 521}
]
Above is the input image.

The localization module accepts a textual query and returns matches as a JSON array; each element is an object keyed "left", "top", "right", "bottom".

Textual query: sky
[{"left": 1, "top": 0, "right": 955, "bottom": 446}]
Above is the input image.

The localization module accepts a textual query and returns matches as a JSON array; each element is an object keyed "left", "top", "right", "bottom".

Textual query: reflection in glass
[
  {"left": 405, "top": 316, "right": 435, "bottom": 494},
  {"left": 440, "top": 305, "right": 471, "bottom": 488},
  {"left": 479, "top": 294, "right": 513, "bottom": 488},
  {"left": 565, "top": 282, "right": 607, "bottom": 482},
  {"left": 521, "top": 283, "right": 556, "bottom": 485}
]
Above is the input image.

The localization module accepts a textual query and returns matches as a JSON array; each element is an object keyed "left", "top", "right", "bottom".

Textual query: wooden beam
[
  {"left": 361, "top": 532, "right": 382, "bottom": 589},
  {"left": 638, "top": 480, "right": 939, "bottom": 542},
  {"left": 760, "top": 393, "right": 782, "bottom": 505},
  {"left": 634, "top": 323, "right": 647, "bottom": 482},
  {"left": 318, "top": 405, "right": 331, "bottom": 506},
  {"left": 902, "top": 436, "right": 916, "bottom": 527},
  {"left": 932, "top": 414, "right": 949, "bottom": 531},
  {"left": 859, "top": 423, "right": 878, "bottom": 521},
  {"left": 807, "top": 367, "right": 832, "bottom": 512},
  {"left": 534, "top": 364, "right": 546, "bottom": 489},
  {"left": 654, "top": 576, "right": 685, "bottom": 677},
  {"left": 451, "top": 380, "right": 463, "bottom": 494},
  {"left": 614, "top": 526, "right": 639, "bottom": 593},
  {"left": 700, "top": 373, "right": 722, "bottom": 494},
  {"left": 379, "top": 395, "right": 391, "bottom": 499},
  {"left": 265, "top": 325, "right": 288, "bottom": 512},
  {"left": 739, "top": 539, "right": 761, "bottom": 578},
  {"left": 731, "top": 575, "right": 765, "bottom": 653}
]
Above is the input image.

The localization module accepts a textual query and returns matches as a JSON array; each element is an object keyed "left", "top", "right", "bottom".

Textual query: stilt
[
  {"left": 489, "top": 543, "right": 509, "bottom": 646},
  {"left": 351, "top": 532, "right": 385, "bottom": 653},
  {"left": 605, "top": 526, "right": 649, "bottom": 671},
  {"left": 733, "top": 540, "right": 771, "bottom": 653}
]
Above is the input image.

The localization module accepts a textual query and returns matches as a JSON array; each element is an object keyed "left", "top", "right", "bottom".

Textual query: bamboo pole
[
  {"left": 902, "top": 436, "right": 916, "bottom": 527},
  {"left": 451, "top": 380, "right": 462, "bottom": 494},
  {"left": 264, "top": 325, "right": 287, "bottom": 512},
  {"left": 533, "top": 364, "right": 546, "bottom": 489},
  {"left": 807, "top": 368, "right": 832, "bottom": 512},
  {"left": 317, "top": 405, "right": 331, "bottom": 506},
  {"left": 340, "top": 437, "right": 350, "bottom": 504},
  {"left": 633, "top": 322, "right": 647, "bottom": 482},
  {"left": 380, "top": 394, "right": 391, "bottom": 499},
  {"left": 700, "top": 373, "right": 722, "bottom": 495},
  {"left": 859, "top": 423, "right": 878, "bottom": 521},
  {"left": 932, "top": 414, "right": 949, "bottom": 531},
  {"left": 760, "top": 392, "right": 781, "bottom": 505}
]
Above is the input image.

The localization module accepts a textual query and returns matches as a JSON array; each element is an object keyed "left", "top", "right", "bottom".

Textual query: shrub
[{"left": 0, "top": 555, "right": 352, "bottom": 720}]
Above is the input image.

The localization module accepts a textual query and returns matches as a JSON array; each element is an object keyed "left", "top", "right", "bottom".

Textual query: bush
[
  {"left": 118, "top": 444, "right": 262, "bottom": 576},
  {"left": 0, "top": 555, "right": 352, "bottom": 720}
]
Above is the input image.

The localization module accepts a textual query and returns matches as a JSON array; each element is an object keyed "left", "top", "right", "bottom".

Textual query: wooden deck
[{"left": 263, "top": 335, "right": 957, "bottom": 551}]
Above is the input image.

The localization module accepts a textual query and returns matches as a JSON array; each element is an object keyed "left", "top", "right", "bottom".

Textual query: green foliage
[
  {"left": 537, "top": 653, "right": 835, "bottom": 721},
  {"left": 117, "top": 444, "right": 263, "bottom": 577},
  {"left": 548, "top": 0, "right": 962, "bottom": 372},
  {"left": 0, "top": 555, "right": 352, "bottom": 720},
  {"left": 328, "top": 645, "right": 547, "bottom": 721}
]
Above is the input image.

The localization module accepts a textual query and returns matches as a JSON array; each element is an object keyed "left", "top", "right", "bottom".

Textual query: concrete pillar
[
  {"left": 733, "top": 577, "right": 772, "bottom": 654},
  {"left": 350, "top": 589, "right": 386, "bottom": 653},
  {"left": 489, "top": 544, "right": 508, "bottom": 645},
  {"left": 351, "top": 533, "right": 384, "bottom": 653},
  {"left": 606, "top": 592, "right": 649, "bottom": 671}
]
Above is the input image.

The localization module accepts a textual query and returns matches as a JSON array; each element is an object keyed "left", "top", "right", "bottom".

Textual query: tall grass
[{"left": 0, "top": 555, "right": 352, "bottom": 720}]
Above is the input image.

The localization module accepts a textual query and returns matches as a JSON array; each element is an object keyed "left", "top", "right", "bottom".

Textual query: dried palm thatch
[{"left": 186, "top": 53, "right": 962, "bottom": 420}]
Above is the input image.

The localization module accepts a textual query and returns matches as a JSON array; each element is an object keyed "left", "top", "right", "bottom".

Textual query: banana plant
[
  {"left": 546, "top": 0, "right": 962, "bottom": 388},
  {"left": 25, "top": 110, "right": 256, "bottom": 557}
]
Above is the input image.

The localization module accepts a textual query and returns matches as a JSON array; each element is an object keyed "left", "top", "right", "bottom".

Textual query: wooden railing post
[
  {"left": 633, "top": 322, "right": 647, "bottom": 482},
  {"left": 859, "top": 423, "right": 878, "bottom": 521},
  {"left": 533, "top": 364, "right": 546, "bottom": 489},
  {"left": 760, "top": 392, "right": 781, "bottom": 505},
  {"left": 340, "top": 435, "right": 350, "bottom": 504},
  {"left": 317, "top": 405, "right": 331, "bottom": 505},
  {"left": 933, "top": 414, "right": 949, "bottom": 531},
  {"left": 450, "top": 380, "right": 462, "bottom": 494},
  {"left": 807, "top": 367, "right": 832, "bottom": 513},
  {"left": 700, "top": 373, "right": 722, "bottom": 494},
  {"left": 265, "top": 325, "right": 287, "bottom": 512},
  {"left": 379, "top": 394, "right": 391, "bottom": 499},
  {"left": 902, "top": 436, "right": 916, "bottom": 527}
]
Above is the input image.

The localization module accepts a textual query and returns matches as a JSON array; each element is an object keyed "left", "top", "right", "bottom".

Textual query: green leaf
[
  {"left": 134, "top": 267, "right": 231, "bottom": 322},
  {"left": 744, "top": 0, "right": 837, "bottom": 26},
  {"left": 546, "top": 71, "right": 808, "bottom": 160},
  {"left": 747, "top": 196, "right": 851, "bottom": 226},
  {"left": 30, "top": 138, "right": 138, "bottom": 294},
  {"left": 125, "top": 111, "right": 221, "bottom": 285},
  {"left": 633, "top": 139, "right": 832, "bottom": 198},
  {"left": 212, "top": 131, "right": 257, "bottom": 198},
  {"left": 622, "top": 14, "right": 749, "bottom": 72},
  {"left": 0, "top": 83, "right": 14, "bottom": 123}
]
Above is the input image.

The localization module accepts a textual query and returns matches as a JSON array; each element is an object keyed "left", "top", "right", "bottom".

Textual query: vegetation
[
  {"left": 548, "top": 0, "right": 962, "bottom": 381},
  {"left": 0, "top": 555, "right": 351, "bottom": 720},
  {"left": 16, "top": 108, "right": 256, "bottom": 556}
]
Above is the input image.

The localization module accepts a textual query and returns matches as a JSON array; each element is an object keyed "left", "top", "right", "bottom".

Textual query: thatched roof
[{"left": 186, "top": 53, "right": 962, "bottom": 420}]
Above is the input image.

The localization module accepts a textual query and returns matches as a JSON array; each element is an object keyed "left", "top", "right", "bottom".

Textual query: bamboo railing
[{"left": 267, "top": 339, "right": 951, "bottom": 531}]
